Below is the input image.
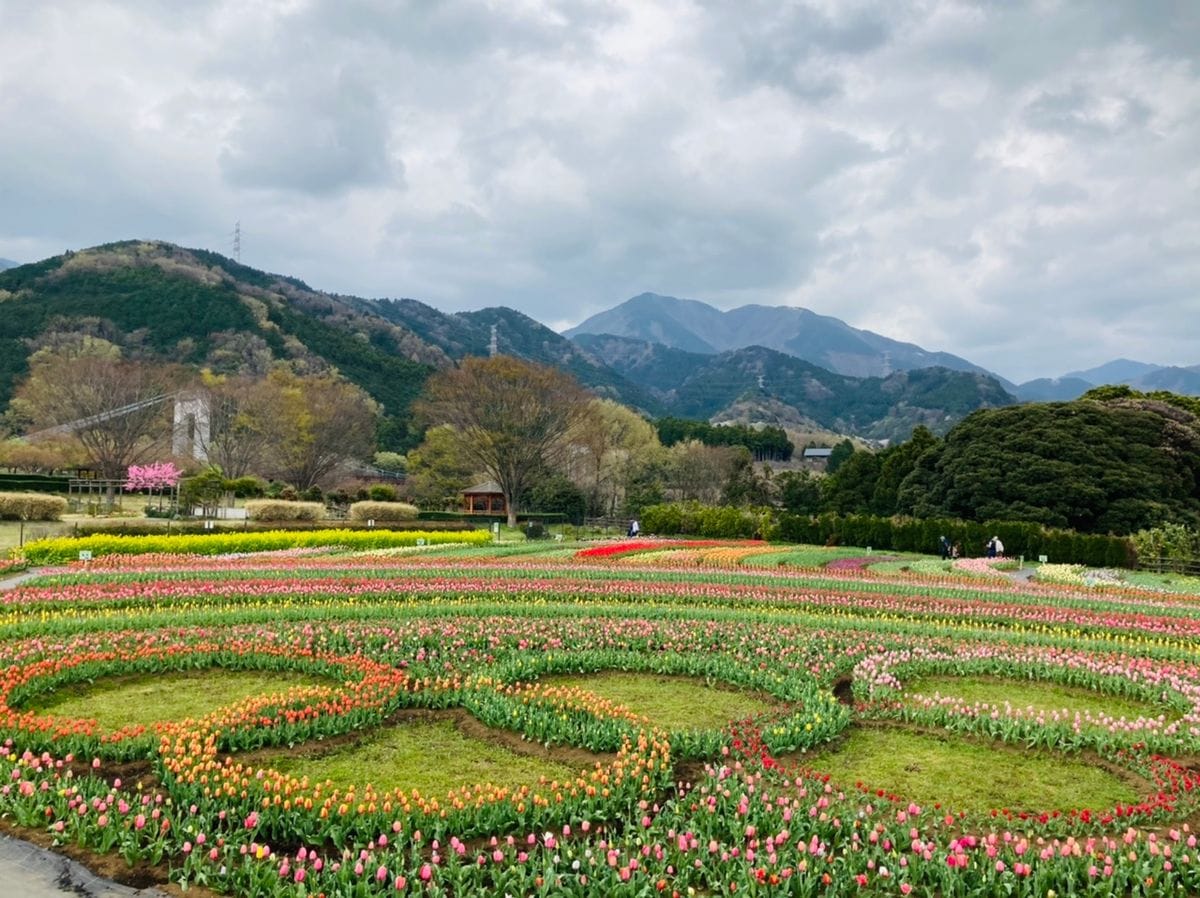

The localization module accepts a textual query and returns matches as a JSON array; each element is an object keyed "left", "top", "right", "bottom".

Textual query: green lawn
[
  {"left": 802, "top": 726, "right": 1139, "bottom": 815},
  {"left": 1122, "top": 570, "right": 1200, "bottom": 594},
  {"left": 266, "top": 717, "right": 581, "bottom": 797},
  {"left": 0, "top": 519, "right": 73, "bottom": 553},
  {"left": 903, "top": 675, "right": 1173, "bottom": 722},
  {"left": 31, "top": 669, "right": 331, "bottom": 731},
  {"left": 546, "top": 672, "right": 774, "bottom": 731}
]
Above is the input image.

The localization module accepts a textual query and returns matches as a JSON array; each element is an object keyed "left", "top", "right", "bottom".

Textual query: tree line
[{"left": 2, "top": 344, "right": 1197, "bottom": 537}]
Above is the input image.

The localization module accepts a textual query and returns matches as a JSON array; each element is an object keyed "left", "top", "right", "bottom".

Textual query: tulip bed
[{"left": 3, "top": 539, "right": 1200, "bottom": 896}]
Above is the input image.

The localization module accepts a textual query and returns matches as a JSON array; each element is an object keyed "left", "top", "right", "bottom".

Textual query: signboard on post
[{"left": 78, "top": 550, "right": 92, "bottom": 562}]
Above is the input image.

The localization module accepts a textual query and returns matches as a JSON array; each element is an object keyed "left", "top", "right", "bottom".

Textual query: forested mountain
[
  {"left": 1012, "top": 376, "right": 1096, "bottom": 402},
  {"left": 566, "top": 291, "right": 1001, "bottom": 380},
  {"left": 0, "top": 241, "right": 438, "bottom": 449},
  {"left": 0, "top": 241, "right": 1018, "bottom": 449},
  {"left": 369, "top": 301, "right": 662, "bottom": 413},
  {"left": 574, "top": 333, "right": 1015, "bottom": 441}
]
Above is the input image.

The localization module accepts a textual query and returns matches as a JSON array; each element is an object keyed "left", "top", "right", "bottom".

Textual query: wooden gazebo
[{"left": 461, "top": 481, "right": 506, "bottom": 515}]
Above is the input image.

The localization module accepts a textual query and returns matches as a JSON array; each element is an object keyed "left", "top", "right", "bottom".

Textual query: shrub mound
[
  {"left": 348, "top": 500, "right": 419, "bottom": 522},
  {"left": 244, "top": 499, "right": 326, "bottom": 522},
  {"left": 0, "top": 492, "right": 68, "bottom": 521}
]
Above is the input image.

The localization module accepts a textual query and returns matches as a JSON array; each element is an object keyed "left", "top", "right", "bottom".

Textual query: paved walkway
[
  {"left": 0, "top": 567, "right": 51, "bottom": 591},
  {"left": 0, "top": 835, "right": 169, "bottom": 897}
]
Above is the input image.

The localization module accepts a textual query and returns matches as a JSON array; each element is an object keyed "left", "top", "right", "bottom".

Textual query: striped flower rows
[{"left": 2, "top": 539, "right": 1200, "bottom": 895}]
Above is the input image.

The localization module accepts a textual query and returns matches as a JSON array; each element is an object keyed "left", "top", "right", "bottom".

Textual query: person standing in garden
[
  {"left": 938, "top": 535, "right": 951, "bottom": 559},
  {"left": 628, "top": 519, "right": 640, "bottom": 537}
]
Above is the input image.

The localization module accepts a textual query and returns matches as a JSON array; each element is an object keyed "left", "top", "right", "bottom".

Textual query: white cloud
[{"left": 0, "top": 0, "right": 1196, "bottom": 383}]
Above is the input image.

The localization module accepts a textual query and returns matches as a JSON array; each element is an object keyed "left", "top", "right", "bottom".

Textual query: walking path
[
  {"left": 0, "top": 567, "right": 51, "bottom": 590},
  {"left": 0, "top": 835, "right": 169, "bottom": 898}
]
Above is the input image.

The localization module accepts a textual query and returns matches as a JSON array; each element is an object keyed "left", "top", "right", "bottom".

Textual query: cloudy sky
[{"left": 1, "top": 0, "right": 1197, "bottom": 383}]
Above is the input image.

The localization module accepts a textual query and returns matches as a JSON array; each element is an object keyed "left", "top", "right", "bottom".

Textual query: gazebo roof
[{"left": 462, "top": 481, "right": 503, "bottom": 495}]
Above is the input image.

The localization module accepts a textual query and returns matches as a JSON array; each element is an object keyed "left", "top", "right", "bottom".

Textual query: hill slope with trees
[
  {"left": 895, "top": 391, "right": 1200, "bottom": 533},
  {"left": 574, "top": 334, "right": 1015, "bottom": 442},
  {"left": 0, "top": 241, "right": 1017, "bottom": 449}
]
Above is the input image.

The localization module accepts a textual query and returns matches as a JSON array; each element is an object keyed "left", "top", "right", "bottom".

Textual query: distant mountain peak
[{"left": 566, "top": 292, "right": 998, "bottom": 382}]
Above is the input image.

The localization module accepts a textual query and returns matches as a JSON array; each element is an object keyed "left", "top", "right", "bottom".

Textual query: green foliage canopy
[{"left": 897, "top": 400, "right": 1200, "bottom": 534}]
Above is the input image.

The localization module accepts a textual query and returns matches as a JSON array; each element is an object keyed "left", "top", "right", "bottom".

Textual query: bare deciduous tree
[
  {"left": 193, "top": 372, "right": 280, "bottom": 478},
  {"left": 14, "top": 346, "right": 182, "bottom": 479},
  {"left": 417, "top": 356, "right": 591, "bottom": 526},
  {"left": 263, "top": 369, "right": 379, "bottom": 491}
]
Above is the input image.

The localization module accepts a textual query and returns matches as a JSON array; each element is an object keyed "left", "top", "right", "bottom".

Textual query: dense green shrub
[
  {"left": 367, "top": 484, "right": 399, "bottom": 502},
  {"left": 643, "top": 502, "right": 767, "bottom": 539},
  {"left": 1131, "top": 524, "right": 1200, "bottom": 571},
  {"left": 226, "top": 477, "right": 267, "bottom": 498},
  {"left": 0, "top": 492, "right": 68, "bottom": 521},
  {"left": 641, "top": 502, "right": 1136, "bottom": 567},
  {"left": 0, "top": 474, "right": 71, "bottom": 494},
  {"left": 348, "top": 500, "right": 419, "bottom": 522},
  {"left": 523, "top": 520, "right": 549, "bottom": 540},
  {"left": 244, "top": 500, "right": 326, "bottom": 522}
]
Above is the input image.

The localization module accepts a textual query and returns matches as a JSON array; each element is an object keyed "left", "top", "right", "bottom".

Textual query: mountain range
[
  {"left": 0, "top": 259, "right": 18, "bottom": 271},
  {"left": 567, "top": 292, "right": 1200, "bottom": 401},
  {"left": 566, "top": 292, "right": 998, "bottom": 381},
  {"left": 1015, "top": 360, "right": 1200, "bottom": 401},
  {"left": 0, "top": 241, "right": 1192, "bottom": 450}
]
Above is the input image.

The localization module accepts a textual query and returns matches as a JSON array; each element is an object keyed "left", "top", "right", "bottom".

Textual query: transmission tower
[
  {"left": 232, "top": 221, "right": 242, "bottom": 263},
  {"left": 489, "top": 323, "right": 499, "bottom": 357}
]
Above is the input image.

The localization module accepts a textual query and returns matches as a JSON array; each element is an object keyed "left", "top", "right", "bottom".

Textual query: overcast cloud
[{"left": 1, "top": 0, "right": 1197, "bottom": 382}]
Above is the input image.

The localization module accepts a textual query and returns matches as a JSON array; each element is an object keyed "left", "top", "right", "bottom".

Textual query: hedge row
[
  {"left": 348, "top": 500, "right": 419, "bottom": 522},
  {"left": 418, "top": 511, "right": 567, "bottom": 523},
  {"left": 0, "top": 473, "right": 70, "bottom": 494},
  {"left": 0, "top": 492, "right": 68, "bottom": 522},
  {"left": 640, "top": 503, "right": 1136, "bottom": 568},
  {"left": 639, "top": 503, "right": 769, "bottom": 539},
  {"left": 244, "top": 500, "right": 326, "bottom": 522},
  {"left": 20, "top": 528, "right": 493, "bottom": 564}
]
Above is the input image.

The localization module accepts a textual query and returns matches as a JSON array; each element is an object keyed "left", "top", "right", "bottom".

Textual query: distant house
[
  {"left": 461, "top": 481, "right": 506, "bottom": 515},
  {"left": 802, "top": 447, "right": 833, "bottom": 461}
]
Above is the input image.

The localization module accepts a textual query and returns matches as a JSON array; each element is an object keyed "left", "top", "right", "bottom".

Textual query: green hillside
[
  {"left": 574, "top": 336, "right": 1015, "bottom": 443},
  {"left": 0, "top": 241, "right": 436, "bottom": 450},
  {"left": 898, "top": 394, "right": 1200, "bottom": 533}
]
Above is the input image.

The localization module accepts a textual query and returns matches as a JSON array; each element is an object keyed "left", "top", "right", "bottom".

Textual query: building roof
[
  {"left": 803, "top": 447, "right": 834, "bottom": 458},
  {"left": 462, "top": 481, "right": 504, "bottom": 495}
]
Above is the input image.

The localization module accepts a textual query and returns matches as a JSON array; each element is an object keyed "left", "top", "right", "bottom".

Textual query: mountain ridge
[
  {"left": 5, "top": 240, "right": 1176, "bottom": 451},
  {"left": 572, "top": 332, "right": 1016, "bottom": 441},
  {"left": 565, "top": 291, "right": 1005, "bottom": 383}
]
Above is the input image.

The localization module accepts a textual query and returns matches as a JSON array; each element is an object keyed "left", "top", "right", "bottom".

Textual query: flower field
[{"left": 4, "top": 537, "right": 1200, "bottom": 896}]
